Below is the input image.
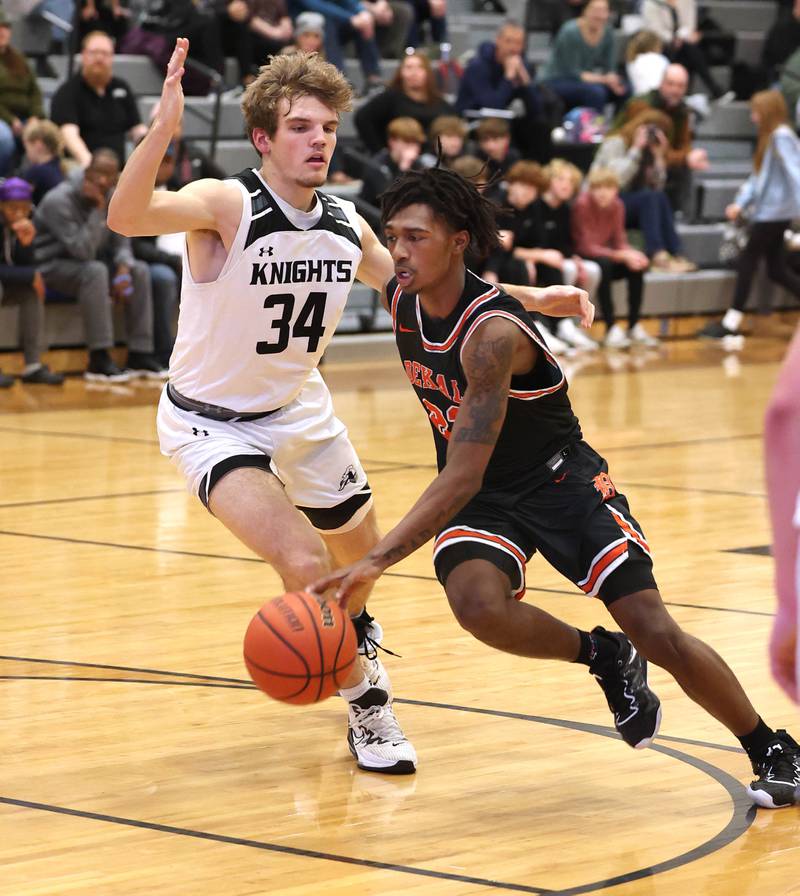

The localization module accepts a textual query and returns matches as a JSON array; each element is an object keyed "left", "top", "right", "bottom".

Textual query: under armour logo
[
  {"left": 192, "top": 427, "right": 209, "bottom": 437},
  {"left": 259, "top": 246, "right": 274, "bottom": 257},
  {"left": 338, "top": 465, "right": 357, "bottom": 491}
]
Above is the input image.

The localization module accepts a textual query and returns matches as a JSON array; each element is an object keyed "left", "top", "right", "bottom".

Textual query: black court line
[
  {"left": 0, "top": 488, "right": 183, "bottom": 511},
  {"left": 0, "top": 528, "right": 773, "bottom": 618},
  {"left": 726, "top": 545, "right": 771, "bottom": 557},
  {"left": 619, "top": 481, "right": 766, "bottom": 500},
  {"left": 0, "top": 423, "right": 763, "bottom": 457},
  {"left": 0, "top": 698, "right": 754, "bottom": 894},
  {"left": 0, "top": 656, "right": 747, "bottom": 756}
]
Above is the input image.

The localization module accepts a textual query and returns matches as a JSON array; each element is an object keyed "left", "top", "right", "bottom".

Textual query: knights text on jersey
[
  {"left": 168, "top": 167, "right": 363, "bottom": 413},
  {"left": 389, "top": 270, "right": 582, "bottom": 490}
]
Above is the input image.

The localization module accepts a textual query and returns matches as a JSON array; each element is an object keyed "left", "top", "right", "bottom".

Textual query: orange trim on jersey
[
  {"left": 607, "top": 506, "right": 650, "bottom": 555},
  {"left": 459, "top": 310, "right": 565, "bottom": 400},
  {"left": 579, "top": 541, "right": 629, "bottom": 595},
  {"left": 390, "top": 284, "right": 403, "bottom": 332},
  {"left": 417, "top": 286, "right": 499, "bottom": 353},
  {"left": 434, "top": 527, "right": 527, "bottom": 566}
]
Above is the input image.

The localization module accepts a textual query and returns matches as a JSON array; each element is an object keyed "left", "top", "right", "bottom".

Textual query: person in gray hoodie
[{"left": 34, "top": 147, "right": 165, "bottom": 381}]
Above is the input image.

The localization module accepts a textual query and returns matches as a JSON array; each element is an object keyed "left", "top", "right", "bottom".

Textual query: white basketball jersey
[{"left": 169, "top": 168, "right": 363, "bottom": 413}]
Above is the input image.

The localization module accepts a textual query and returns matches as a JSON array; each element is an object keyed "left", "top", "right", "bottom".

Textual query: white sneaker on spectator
[
  {"left": 539, "top": 327, "right": 575, "bottom": 356},
  {"left": 604, "top": 324, "right": 631, "bottom": 349},
  {"left": 628, "top": 323, "right": 660, "bottom": 347},
  {"left": 557, "top": 318, "right": 599, "bottom": 351}
]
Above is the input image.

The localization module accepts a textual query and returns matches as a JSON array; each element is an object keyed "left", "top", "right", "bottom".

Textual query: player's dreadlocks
[{"left": 379, "top": 165, "right": 501, "bottom": 261}]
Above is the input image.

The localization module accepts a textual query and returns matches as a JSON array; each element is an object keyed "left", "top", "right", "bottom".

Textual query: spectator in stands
[
  {"left": 406, "top": 0, "right": 447, "bottom": 53},
  {"left": 615, "top": 63, "right": 708, "bottom": 212},
  {"left": 132, "top": 142, "right": 180, "bottom": 368},
  {"left": 79, "top": 0, "right": 132, "bottom": 43},
  {"left": 291, "top": 0, "right": 383, "bottom": 94},
  {"left": 0, "top": 176, "right": 63, "bottom": 386},
  {"left": 146, "top": 101, "right": 226, "bottom": 188},
  {"left": 33, "top": 148, "right": 164, "bottom": 381},
  {"left": 359, "top": 115, "right": 424, "bottom": 209},
  {"left": 455, "top": 20, "right": 553, "bottom": 162},
  {"left": 355, "top": 50, "right": 454, "bottom": 153},
  {"left": 572, "top": 167, "right": 653, "bottom": 348},
  {"left": 540, "top": 0, "right": 627, "bottom": 113},
  {"left": 50, "top": 30, "right": 147, "bottom": 168},
  {"left": 763, "top": 0, "right": 800, "bottom": 85},
  {"left": 625, "top": 29, "right": 669, "bottom": 96},
  {"left": 281, "top": 10, "right": 325, "bottom": 57},
  {"left": 221, "top": 0, "right": 293, "bottom": 86},
  {"left": 8, "top": 0, "right": 75, "bottom": 57},
  {"left": 481, "top": 161, "right": 538, "bottom": 289},
  {"left": 474, "top": 116, "right": 519, "bottom": 180},
  {"left": 423, "top": 114, "right": 467, "bottom": 167},
  {"left": 363, "top": 0, "right": 414, "bottom": 62},
  {"left": 19, "top": 118, "right": 64, "bottom": 204},
  {"left": 0, "top": 12, "right": 44, "bottom": 176},
  {"left": 698, "top": 90, "right": 800, "bottom": 341},
  {"left": 641, "top": 0, "right": 728, "bottom": 100},
  {"left": 528, "top": 158, "right": 602, "bottom": 350},
  {"left": 591, "top": 108, "right": 697, "bottom": 271}
]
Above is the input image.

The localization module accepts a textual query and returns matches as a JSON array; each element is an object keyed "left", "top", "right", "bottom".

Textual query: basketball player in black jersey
[{"left": 313, "top": 166, "right": 800, "bottom": 809}]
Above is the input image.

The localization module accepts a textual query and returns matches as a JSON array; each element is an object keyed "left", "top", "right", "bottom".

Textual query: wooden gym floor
[{"left": 1, "top": 324, "right": 798, "bottom": 896}]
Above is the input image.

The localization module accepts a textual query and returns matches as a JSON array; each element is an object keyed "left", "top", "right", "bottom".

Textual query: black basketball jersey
[{"left": 390, "top": 270, "right": 581, "bottom": 491}]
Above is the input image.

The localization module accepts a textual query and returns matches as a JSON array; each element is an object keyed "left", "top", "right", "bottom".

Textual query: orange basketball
[{"left": 243, "top": 590, "right": 357, "bottom": 704}]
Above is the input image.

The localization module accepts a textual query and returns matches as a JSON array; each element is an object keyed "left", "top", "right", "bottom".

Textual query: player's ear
[
  {"left": 452, "top": 229, "right": 470, "bottom": 256},
  {"left": 251, "top": 127, "right": 271, "bottom": 155}
]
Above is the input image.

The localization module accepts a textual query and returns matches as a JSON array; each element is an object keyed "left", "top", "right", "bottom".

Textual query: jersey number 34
[{"left": 257, "top": 291, "right": 327, "bottom": 354}]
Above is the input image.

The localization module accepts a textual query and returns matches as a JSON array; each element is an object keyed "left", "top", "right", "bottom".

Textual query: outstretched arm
[
  {"left": 502, "top": 282, "right": 594, "bottom": 327},
  {"left": 108, "top": 38, "right": 239, "bottom": 239},
  {"left": 765, "top": 323, "right": 800, "bottom": 702},
  {"left": 354, "top": 213, "right": 393, "bottom": 309},
  {"left": 311, "top": 317, "right": 518, "bottom": 605}
]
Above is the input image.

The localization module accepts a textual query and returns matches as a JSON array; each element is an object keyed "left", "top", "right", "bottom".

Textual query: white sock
[
  {"left": 722, "top": 309, "right": 743, "bottom": 332},
  {"left": 22, "top": 363, "right": 41, "bottom": 375},
  {"left": 339, "top": 674, "right": 372, "bottom": 702}
]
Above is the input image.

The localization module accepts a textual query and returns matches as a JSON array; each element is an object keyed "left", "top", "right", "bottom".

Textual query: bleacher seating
[{"left": 1, "top": 0, "right": 795, "bottom": 352}]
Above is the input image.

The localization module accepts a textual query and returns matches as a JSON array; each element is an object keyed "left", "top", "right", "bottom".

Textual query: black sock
[
  {"left": 351, "top": 608, "right": 374, "bottom": 649},
  {"left": 738, "top": 717, "right": 776, "bottom": 759},
  {"left": 573, "top": 629, "right": 616, "bottom": 666}
]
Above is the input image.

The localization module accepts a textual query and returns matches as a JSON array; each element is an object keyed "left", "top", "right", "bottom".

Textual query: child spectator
[
  {"left": 0, "top": 177, "right": 63, "bottom": 386},
  {"left": 474, "top": 116, "right": 520, "bottom": 180},
  {"left": 282, "top": 11, "right": 324, "bottom": 55},
  {"left": 19, "top": 118, "right": 65, "bottom": 205},
  {"left": 424, "top": 114, "right": 467, "bottom": 168},
  {"left": 625, "top": 29, "right": 669, "bottom": 96},
  {"left": 571, "top": 167, "right": 653, "bottom": 348}
]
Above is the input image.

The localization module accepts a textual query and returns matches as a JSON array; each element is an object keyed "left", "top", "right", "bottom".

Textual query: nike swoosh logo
[{"left": 398, "top": 325, "right": 415, "bottom": 333}]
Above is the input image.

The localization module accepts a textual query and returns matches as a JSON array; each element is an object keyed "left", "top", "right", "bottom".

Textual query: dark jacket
[
  {"left": 354, "top": 87, "right": 455, "bottom": 154},
  {"left": 0, "top": 221, "right": 37, "bottom": 286},
  {"left": 455, "top": 41, "right": 537, "bottom": 114}
]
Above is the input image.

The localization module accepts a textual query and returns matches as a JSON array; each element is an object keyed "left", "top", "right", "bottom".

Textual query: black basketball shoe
[
  {"left": 589, "top": 627, "right": 662, "bottom": 749},
  {"left": 746, "top": 730, "right": 800, "bottom": 809}
]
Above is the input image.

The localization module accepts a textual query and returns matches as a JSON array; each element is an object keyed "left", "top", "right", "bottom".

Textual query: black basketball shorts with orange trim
[{"left": 433, "top": 440, "right": 657, "bottom": 606}]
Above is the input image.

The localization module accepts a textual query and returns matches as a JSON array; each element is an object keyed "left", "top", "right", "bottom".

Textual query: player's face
[
  {"left": 384, "top": 203, "right": 467, "bottom": 293},
  {"left": 263, "top": 96, "right": 338, "bottom": 189}
]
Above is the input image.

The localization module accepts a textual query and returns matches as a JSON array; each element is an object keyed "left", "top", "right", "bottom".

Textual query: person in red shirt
[{"left": 571, "top": 167, "right": 650, "bottom": 349}]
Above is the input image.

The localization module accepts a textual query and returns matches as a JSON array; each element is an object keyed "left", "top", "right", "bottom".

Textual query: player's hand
[
  {"left": 156, "top": 38, "right": 188, "bottom": 136},
  {"left": 770, "top": 608, "right": 798, "bottom": 703},
  {"left": 310, "top": 557, "right": 385, "bottom": 612},
  {"left": 537, "top": 284, "right": 594, "bottom": 327}
]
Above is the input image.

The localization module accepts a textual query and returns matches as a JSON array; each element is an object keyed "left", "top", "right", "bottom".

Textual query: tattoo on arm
[{"left": 453, "top": 331, "right": 514, "bottom": 445}]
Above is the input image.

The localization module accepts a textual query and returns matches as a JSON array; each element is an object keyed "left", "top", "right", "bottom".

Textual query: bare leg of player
[{"left": 210, "top": 468, "right": 417, "bottom": 774}]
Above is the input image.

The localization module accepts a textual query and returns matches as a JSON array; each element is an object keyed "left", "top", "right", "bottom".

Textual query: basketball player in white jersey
[{"left": 109, "top": 39, "right": 591, "bottom": 774}]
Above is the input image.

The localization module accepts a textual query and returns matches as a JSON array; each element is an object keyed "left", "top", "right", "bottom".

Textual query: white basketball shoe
[{"left": 347, "top": 688, "right": 417, "bottom": 774}]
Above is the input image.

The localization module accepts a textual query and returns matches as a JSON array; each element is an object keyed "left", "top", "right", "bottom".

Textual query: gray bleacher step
[
  {"left": 695, "top": 178, "right": 742, "bottom": 221},
  {"left": 707, "top": 159, "right": 752, "bottom": 178},
  {"left": 701, "top": 0, "right": 777, "bottom": 34},
  {"left": 677, "top": 223, "right": 726, "bottom": 268},
  {"left": 696, "top": 138, "right": 754, "bottom": 160},
  {"left": 612, "top": 268, "right": 736, "bottom": 317},
  {"left": 696, "top": 101, "right": 754, "bottom": 139},
  {"left": 735, "top": 32, "right": 766, "bottom": 69}
]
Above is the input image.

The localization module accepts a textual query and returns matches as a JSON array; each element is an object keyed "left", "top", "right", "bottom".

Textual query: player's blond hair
[{"left": 240, "top": 53, "right": 352, "bottom": 142}]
